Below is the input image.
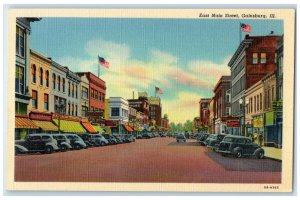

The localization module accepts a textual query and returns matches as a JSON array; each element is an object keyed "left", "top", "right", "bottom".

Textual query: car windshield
[{"left": 223, "top": 137, "right": 234, "bottom": 142}]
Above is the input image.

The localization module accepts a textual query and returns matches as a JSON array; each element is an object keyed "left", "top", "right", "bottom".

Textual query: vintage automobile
[
  {"left": 111, "top": 135, "right": 123, "bottom": 144},
  {"left": 64, "top": 133, "right": 87, "bottom": 150},
  {"left": 102, "top": 134, "right": 118, "bottom": 145},
  {"left": 52, "top": 134, "right": 73, "bottom": 151},
  {"left": 15, "top": 133, "right": 60, "bottom": 154},
  {"left": 78, "top": 133, "right": 96, "bottom": 147},
  {"left": 216, "top": 135, "right": 265, "bottom": 159},
  {"left": 136, "top": 134, "right": 142, "bottom": 139},
  {"left": 205, "top": 134, "right": 226, "bottom": 150},
  {"left": 90, "top": 134, "right": 109, "bottom": 146},
  {"left": 142, "top": 133, "right": 151, "bottom": 139},
  {"left": 197, "top": 133, "right": 209, "bottom": 146},
  {"left": 176, "top": 134, "right": 186, "bottom": 143}
]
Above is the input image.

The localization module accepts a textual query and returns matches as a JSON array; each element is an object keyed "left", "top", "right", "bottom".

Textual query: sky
[{"left": 30, "top": 18, "right": 283, "bottom": 124}]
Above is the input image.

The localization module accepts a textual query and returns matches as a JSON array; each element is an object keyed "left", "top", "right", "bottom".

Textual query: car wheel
[
  {"left": 256, "top": 150, "right": 264, "bottom": 159},
  {"left": 101, "top": 141, "right": 106, "bottom": 146},
  {"left": 235, "top": 150, "right": 242, "bottom": 158},
  {"left": 45, "top": 146, "right": 53, "bottom": 154},
  {"left": 60, "top": 145, "right": 67, "bottom": 152},
  {"left": 75, "top": 144, "right": 81, "bottom": 150}
]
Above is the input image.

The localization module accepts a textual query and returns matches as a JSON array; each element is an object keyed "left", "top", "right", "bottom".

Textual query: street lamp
[
  {"left": 55, "top": 99, "right": 65, "bottom": 134},
  {"left": 239, "top": 98, "right": 249, "bottom": 136}
]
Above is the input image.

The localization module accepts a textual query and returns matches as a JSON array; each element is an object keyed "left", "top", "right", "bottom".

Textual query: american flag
[
  {"left": 98, "top": 56, "right": 110, "bottom": 69},
  {"left": 241, "top": 23, "right": 251, "bottom": 33},
  {"left": 155, "top": 86, "right": 163, "bottom": 94}
]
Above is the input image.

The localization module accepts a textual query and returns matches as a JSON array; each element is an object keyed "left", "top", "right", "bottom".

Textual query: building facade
[
  {"left": 213, "top": 76, "right": 231, "bottom": 134},
  {"left": 65, "top": 68, "right": 80, "bottom": 117},
  {"left": 263, "top": 72, "right": 277, "bottom": 147},
  {"left": 199, "top": 98, "right": 210, "bottom": 129},
  {"left": 28, "top": 50, "right": 52, "bottom": 114},
  {"left": 148, "top": 97, "right": 162, "bottom": 127},
  {"left": 76, "top": 72, "right": 106, "bottom": 125},
  {"left": 128, "top": 94, "right": 150, "bottom": 129},
  {"left": 245, "top": 80, "right": 264, "bottom": 139},
  {"left": 109, "top": 97, "right": 129, "bottom": 134},
  {"left": 78, "top": 73, "right": 89, "bottom": 117},
  {"left": 208, "top": 98, "right": 215, "bottom": 134},
  {"left": 228, "top": 34, "right": 280, "bottom": 135}
]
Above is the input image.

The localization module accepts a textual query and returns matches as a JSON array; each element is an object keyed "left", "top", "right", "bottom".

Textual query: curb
[{"left": 264, "top": 155, "right": 282, "bottom": 162}]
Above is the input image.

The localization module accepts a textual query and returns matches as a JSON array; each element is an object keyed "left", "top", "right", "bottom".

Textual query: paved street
[{"left": 15, "top": 137, "right": 281, "bottom": 183}]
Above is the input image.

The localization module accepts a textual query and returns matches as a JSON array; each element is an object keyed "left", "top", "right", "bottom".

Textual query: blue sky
[{"left": 30, "top": 18, "right": 283, "bottom": 123}]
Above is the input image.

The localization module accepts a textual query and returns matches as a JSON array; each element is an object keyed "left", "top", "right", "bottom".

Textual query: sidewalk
[{"left": 263, "top": 146, "right": 282, "bottom": 161}]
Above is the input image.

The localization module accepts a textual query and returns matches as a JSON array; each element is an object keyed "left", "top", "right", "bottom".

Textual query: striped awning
[
  {"left": 92, "top": 125, "right": 104, "bottom": 133},
  {"left": 53, "top": 119, "right": 86, "bottom": 133},
  {"left": 15, "top": 116, "right": 39, "bottom": 129},
  {"left": 123, "top": 125, "right": 134, "bottom": 132},
  {"left": 82, "top": 122, "right": 97, "bottom": 133},
  {"left": 32, "top": 120, "right": 58, "bottom": 131}
]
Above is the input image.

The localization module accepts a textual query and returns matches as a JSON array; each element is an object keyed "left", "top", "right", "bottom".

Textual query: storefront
[
  {"left": 105, "top": 120, "right": 116, "bottom": 134},
  {"left": 52, "top": 114, "right": 86, "bottom": 133},
  {"left": 226, "top": 120, "right": 240, "bottom": 135},
  {"left": 123, "top": 125, "right": 134, "bottom": 134},
  {"left": 264, "top": 111, "right": 275, "bottom": 147},
  {"left": 214, "top": 118, "right": 227, "bottom": 135},
  {"left": 252, "top": 115, "right": 264, "bottom": 144},
  {"left": 81, "top": 118, "right": 97, "bottom": 133},
  {"left": 15, "top": 115, "right": 39, "bottom": 140},
  {"left": 273, "top": 100, "right": 283, "bottom": 148},
  {"left": 92, "top": 123, "right": 105, "bottom": 134},
  {"left": 29, "top": 112, "right": 58, "bottom": 134}
]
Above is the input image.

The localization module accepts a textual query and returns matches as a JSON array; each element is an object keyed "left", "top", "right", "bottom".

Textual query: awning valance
[
  {"left": 32, "top": 120, "right": 58, "bottom": 131},
  {"left": 82, "top": 122, "right": 97, "bottom": 133},
  {"left": 92, "top": 125, "right": 104, "bottom": 133},
  {"left": 123, "top": 125, "right": 134, "bottom": 132},
  {"left": 15, "top": 116, "right": 39, "bottom": 129},
  {"left": 53, "top": 119, "right": 86, "bottom": 133}
]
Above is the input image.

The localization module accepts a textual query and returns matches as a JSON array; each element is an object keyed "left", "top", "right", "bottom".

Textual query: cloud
[{"left": 56, "top": 38, "right": 230, "bottom": 123}]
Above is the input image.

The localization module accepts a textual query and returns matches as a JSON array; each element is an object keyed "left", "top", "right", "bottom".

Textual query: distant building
[
  {"left": 228, "top": 34, "right": 280, "bottom": 135},
  {"left": 65, "top": 67, "right": 81, "bottom": 117},
  {"left": 148, "top": 97, "right": 162, "bottom": 126},
  {"left": 77, "top": 73, "right": 89, "bottom": 117},
  {"left": 193, "top": 117, "right": 200, "bottom": 132},
  {"left": 128, "top": 92, "right": 149, "bottom": 128},
  {"left": 208, "top": 98, "right": 215, "bottom": 134},
  {"left": 199, "top": 98, "right": 210, "bottom": 128}
]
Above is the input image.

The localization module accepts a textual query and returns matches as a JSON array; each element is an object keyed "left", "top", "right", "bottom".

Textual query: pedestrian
[{"left": 259, "top": 132, "right": 263, "bottom": 146}]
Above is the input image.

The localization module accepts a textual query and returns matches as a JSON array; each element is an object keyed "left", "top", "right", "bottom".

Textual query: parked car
[
  {"left": 64, "top": 133, "right": 87, "bottom": 150},
  {"left": 197, "top": 133, "right": 209, "bottom": 145},
  {"left": 148, "top": 133, "right": 154, "bottom": 138},
  {"left": 126, "top": 134, "right": 136, "bottom": 142},
  {"left": 102, "top": 134, "right": 118, "bottom": 145},
  {"left": 112, "top": 135, "right": 123, "bottom": 144},
  {"left": 161, "top": 133, "right": 167, "bottom": 137},
  {"left": 78, "top": 133, "right": 96, "bottom": 147},
  {"left": 176, "top": 134, "right": 186, "bottom": 143},
  {"left": 205, "top": 134, "right": 226, "bottom": 150},
  {"left": 216, "top": 135, "right": 265, "bottom": 159},
  {"left": 52, "top": 134, "right": 73, "bottom": 151},
  {"left": 90, "top": 134, "right": 109, "bottom": 146},
  {"left": 136, "top": 134, "right": 142, "bottom": 139},
  {"left": 204, "top": 134, "right": 218, "bottom": 146},
  {"left": 142, "top": 133, "right": 151, "bottom": 139},
  {"left": 154, "top": 133, "right": 160, "bottom": 137},
  {"left": 15, "top": 133, "right": 59, "bottom": 154}
]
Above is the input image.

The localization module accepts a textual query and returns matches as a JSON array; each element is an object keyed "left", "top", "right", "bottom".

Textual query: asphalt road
[{"left": 15, "top": 137, "right": 281, "bottom": 183}]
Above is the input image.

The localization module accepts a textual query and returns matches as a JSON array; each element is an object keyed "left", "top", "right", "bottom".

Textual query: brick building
[
  {"left": 128, "top": 94, "right": 149, "bottom": 129},
  {"left": 148, "top": 97, "right": 162, "bottom": 126},
  {"left": 199, "top": 98, "right": 211, "bottom": 128},
  {"left": 228, "top": 34, "right": 280, "bottom": 135}
]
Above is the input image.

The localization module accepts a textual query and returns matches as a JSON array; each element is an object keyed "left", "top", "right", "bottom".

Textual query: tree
[{"left": 183, "top": 120, "right": 193, "bottom": 132}]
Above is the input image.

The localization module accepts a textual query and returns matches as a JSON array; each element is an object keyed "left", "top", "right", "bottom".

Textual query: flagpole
[
  {"left": 97, "top": 55, "right": 100, "bottom": 77},
  {"left": 239, "top": 22, "right": 242, "bottom": 44}
]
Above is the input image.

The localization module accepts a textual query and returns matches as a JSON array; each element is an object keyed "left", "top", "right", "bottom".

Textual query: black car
[
  {"left": 142, "top": 133, "right": 151, "bottom": 139},
  {"left": 78, "top": 133, "right": 96, "bottom": 147},
  {"left": 197, "top": 133, "right": 209, "bottom": 145},
  {"left": 52, "top": 134, "right": 73, "bottom": 151},
  {"left": 102, "top": 134, "right": 117, "bottom": 145},
  {"left": 136, "top": 134, "right": 142, "bottom": 139},
  {"left": 205, "top": 134, "right": 226, "bottom": 150},
  {"left": 64, "top": 134, "right": 87, "bottom": 150},
  {"left": 176, "top": 134, "right": 186, "bottom": 143},
  {"left": 216, "top": 135, "right": 264, "bottom": 159},
  {"left": 112, "top": 135, "right": 123, "bottom": 144}
]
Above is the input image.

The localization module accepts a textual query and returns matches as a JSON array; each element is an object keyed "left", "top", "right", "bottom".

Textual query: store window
[
  {"left": 32, "top": 90, "right": 38, "bottom": 108},
  {"left": 260, "top": 53, "right": 267, "bottom": 64},
  {"left": 44, "top": 93, "right": 49, "bottom": 110},
  {"left": 15, "top": 66, "right": 24, "bottom": 94}
]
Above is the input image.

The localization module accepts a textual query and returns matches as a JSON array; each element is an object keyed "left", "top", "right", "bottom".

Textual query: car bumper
[{"left": 215, "top": 150, "right": 231, "bottom": 154}]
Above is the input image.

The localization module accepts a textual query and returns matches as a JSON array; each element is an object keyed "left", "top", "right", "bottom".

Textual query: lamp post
[
  {"left": 55, "top": 99, "right": 65, "bottom": 134},
  {"left": 239, "top": 98, "right": 249, "bottom": 136}
]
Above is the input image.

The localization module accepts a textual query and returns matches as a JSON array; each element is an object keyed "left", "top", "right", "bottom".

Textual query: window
[
  {"left": 72, "top": 104, "right": 74, "bottom": 115},
  {"left": 75, "top": 105, "right": 78, "bottom": 116},
  {"left": 278, "top": 56, "right": 283, "bottom": 76},
  {"left": 274, "top": 53, "right": 277, "bottom": 63},
  {"left": 68, "top": 103, "right": 70, "bottom": 115},
  {"left": 16, "top": 26, "right": 25, "bottom": 57},
  {"left": 62, "top": 78, "right": 65, "bottom": 92},
  {"left": 45, "top": 70, "right": 49, "bottom": 87},
  {"left": 250, "top": 98, "right": 253, "bottom": 113},
  {"left": 278, "top": 85, "right": 283, "bottom": 100},
  {"left": 75, "top": 85, "right": 78, "bottom": 98},
  {"left": 252, "top": 53, "right": 258, "bottom": 64},
  {"left": 39, "top": 68, "right": 43, "bottom": 85},
  {"left": 225, "top": 90, "right": 231, "bottom": 103},
  {"left": 68, "top": 82, "right": 71, "bottom": 96},
  {"left": 15, "top": 66, "right": 24, "bottom": 94},
  {"left": 254, "top": 96, "right": 256, "bottom": 112},
  {"left": 111, "top": 107, "right": 120, "bottom": 116},
  {"left": 256, "top": 95, "right": 259, "bottom": 112},
  {"left": 95, "top": 91, "right": 98, "bottom": 99},
  {"left": 44, "top": 93, "right": 49, "bottom": 110},
  {"left": 272, "top": 86, "right": 275, "bottom": 102},
  {"left": 82, "top": 106, "right": 88, "bottom": 117},
  {"left": 82, "top": 87, "right": 88, "bottom": 99},
  {"left": 52, "top": 73, "right": 56, "bottom": 89},
  {"left": 58, "top": 76, "right": 61, "bottom": 91},
  {"left": 260, "top": 53, "right": 267, "bottom": 64},
  {"left": 31, "top": 65, "right": 36, "bottom": 83},
  {"left": 32, "top": 90, "right": 38, "bottom": 108},
  {"left": 91, "top": 89, "right": 94, "bottom": 98},
  {"left": 72, "top": 83, "right": 74, "bottom": 98},
  {"left": 226, "top": 107, "right": 231, "bottom": 116},
  {"left": 260, "top": 93, "right": 262, "bottom": 110}
]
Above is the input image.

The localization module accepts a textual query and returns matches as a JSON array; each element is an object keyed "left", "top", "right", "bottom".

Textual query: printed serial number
[{"left": 264, "top": 186, "right": 279, "bottom": 189}]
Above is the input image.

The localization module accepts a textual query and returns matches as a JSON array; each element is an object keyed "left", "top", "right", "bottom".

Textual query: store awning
[
  {"left": 15, "top": 116, "right": 39, "bottom": 129},
  {"left": 82, "top": 122, "right": 97, "bottom": 133},
  {"left": 123, "top": 125, "right": 134, "bottom": 132},
  {"left": 53, "top": 119, "right": 86, "bottom": 133},
  {"left": 32, "top": 120, "right": 58, "bottom": 131},
  {"left": 92, "top": 125, "right": 104, "bottom": 134}
]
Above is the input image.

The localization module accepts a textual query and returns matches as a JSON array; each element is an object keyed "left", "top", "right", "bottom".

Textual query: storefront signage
[
  {"left": 272, "top": 100, "right": 283, "bottom": 112},
  {"left": 52, "top": 113, "right": 82, "bottom": 122},
  {"left": 29, "top": 112, "right": 52, "bottom": 121},
  {"left": 105, "top": 120, "right": 117, "bottom": 126},
  {"left": 87, "top": 110, "right": 104, "bottom": 117},
  {"left": 227, "top": 121, "right": 240, "bottom": 127},
  {"left": 253, "top": 117, "right": 263, "bottom": 128},
  {"left": 265, "top": 112, "right": 274, "bottom": 126}
]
